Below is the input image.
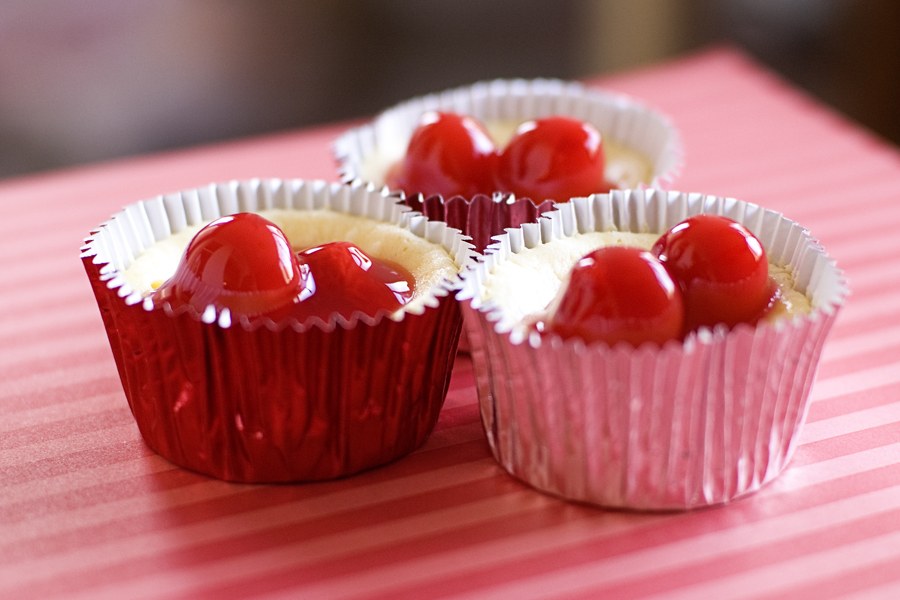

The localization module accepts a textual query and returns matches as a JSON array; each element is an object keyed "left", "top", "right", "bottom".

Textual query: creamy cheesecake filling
[
  {"left": 479, "top": 230, "right": 812, "bottom": 332},
  {"left": 358, "top": 118, "right": 655, "bottom": 193},
  {"left": 123, "top": 209, "right": 460, "bottom": 316}
]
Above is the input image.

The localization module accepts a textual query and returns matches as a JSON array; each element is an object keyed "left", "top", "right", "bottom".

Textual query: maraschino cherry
[
  {"left": 651, "top": 214, "right": 776, "bottom": 332},
  {"left": 295, "top": 241, "right": 414, "bottom": 322},
  {"left": 547, "top": 246, "right": 684, "bottom": 347},
  {"left": 497, "top": 116, "right": 609, "bottom": 203},
  {"left": 386, "top": 111, "right": 497, "bottom": 199},
  {"left": 153, "top": 213, "right": 303, "bottom": 317},
  {"left": 154, "top": 214, "right": 417, "bottom": 323}
]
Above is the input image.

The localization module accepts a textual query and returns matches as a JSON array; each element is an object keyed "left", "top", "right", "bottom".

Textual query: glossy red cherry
[
  {"left": 547, "top": 247, "right": 684, "bottom": 347},
  {"left": 154, "top": 213, "right": 303, "bottom": 316},
  {"left": 652, "top": 214, "right": 775, "bottom": 332},
  {"left": 497, "top": 116, "right": 609, "bottom": 202},
  {"left": 386, "top": 111, "right": 497, "bottom": 199},
  {"left": 295, "top": 242, "right": 415, "bottom": 321}
]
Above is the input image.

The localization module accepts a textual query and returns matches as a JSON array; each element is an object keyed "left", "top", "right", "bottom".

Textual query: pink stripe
[
  {"left": 0, "top": 442, "right": 493, "bottom": 558},
  {"left": 815, "top": 341, "right": 900, "bottom": 382},
  {"left": 214, "top": 476, "right": 900, "bottom": 600},
  {"left": 7, "top": 443, "right": 900, "bottom": 599},
  {"left": 829, "top": 294, "right": 900, "bottom": 333},
  {"left": 559, "top": 509, "right": 900, "bottom": 600},
  {"left": 0, "top": 375, "right": 121, "bottom": 416},
  {"left": 819, "top": 324, "right": 900, "bottom": 366},
  {"left": 807, "top": 379, "right": 900, "bottom": 423},
  {"left": 4, "top": 47, "right": 900, "bottom": 600},
  {"left": 1, "top": 403, "right": 131, "bottom": 451}
]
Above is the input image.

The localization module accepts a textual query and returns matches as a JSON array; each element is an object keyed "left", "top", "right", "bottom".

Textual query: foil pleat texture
[
  {"left": 459, "top": 189, "right": 847, "bottom": 510},
  {"left": 402, "top": 194, "right": 555, "bottom": 253},
  {"left": 333, "top": 77, "right": 683, "bottom": 256},
  {"left": 334, "top": 77, "right": 683, "bottom": 194},
  {"left": 82, "top": 179, "right": 469, "bottom": 483}
]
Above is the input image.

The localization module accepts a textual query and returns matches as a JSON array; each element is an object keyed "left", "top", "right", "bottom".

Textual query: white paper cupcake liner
[
  {"left": 82, "top": 179, "right": 473, "bottom": 482},
  {"left": 334, "top": 77, "right": 683, "bottom": 195},
  {"left": 457, "top": 189, "right": 847, "bottom": 510}
]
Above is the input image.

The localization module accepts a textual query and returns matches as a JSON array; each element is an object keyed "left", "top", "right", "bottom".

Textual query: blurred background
[{"left": 1, "top": 0, "right": 898, "bottom": 179}]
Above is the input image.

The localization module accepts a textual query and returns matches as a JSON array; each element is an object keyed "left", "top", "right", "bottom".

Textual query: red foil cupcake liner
[
  {"left": 458, "top": 190, "right": 848, "bottom": 510},
  {"left": 403, "top": 193, "right": 556, "bottom": 254},
  {"left": 82, "top": 179, "right": 472, "bottom": 482}
]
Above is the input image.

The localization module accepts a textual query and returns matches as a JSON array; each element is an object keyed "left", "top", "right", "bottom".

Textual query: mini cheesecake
[
  {"left": 82, "top": 179, "right": 473, "bottom": 483},
  {"left": 357, "top": 117, "right": 655, "bottom": 196},
  {"left": 336, "top": 78, "right": 681, "bottom": 197},
  {"left": 457, "top": 189, "right": 846, "bottom": 510},
  {"left": 479, "top": 229, "right": 811, "bottom": 338},
  {"left": 334, "top": 78, "right": 682, "bottom": 256},
  {"left": 124, "top": 208, "right": 460, "bottom": 319}
]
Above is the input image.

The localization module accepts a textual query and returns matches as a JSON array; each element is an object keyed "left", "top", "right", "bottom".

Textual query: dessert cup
[
  {"left": 82, "top": 179, "right": 473, "bottom": 483},
  {"left": 457, "top": 189, "right": 847, "bottom": 510},
  {"left": 334, "top": 78, "right": 682, "bottom": 253}
]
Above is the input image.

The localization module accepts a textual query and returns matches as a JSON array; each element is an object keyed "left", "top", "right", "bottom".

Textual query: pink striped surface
[{"left": 3, "top": 47, "right": 900, "bottom": 599}]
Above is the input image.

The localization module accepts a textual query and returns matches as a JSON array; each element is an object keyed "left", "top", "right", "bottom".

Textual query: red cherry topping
[
  {"left": 154, "top": 213, "right": 303, "bottom": 317},
  {"left": 497, "top": 116, "right": 609, "bottom": 202},
  {"left": 386, "top": 111, "right": 497, "bottom": 199},
  {"left": 651, "top": 214, "right": 775, "bottom": 332},
  {"left": 294, "top": 242, "right": 415, "bottom": 322},
  {"left": 153, "top": 214, "right": 417, "bottom": 324},
  {"left": 547, "top": 247, "right": 684, "bottom": 347}
]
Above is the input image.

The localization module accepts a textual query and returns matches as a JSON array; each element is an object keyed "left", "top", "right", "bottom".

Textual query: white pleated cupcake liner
[
  {"left": 334, "top": 77, "right": 683, "bottom": 194},
  {"left": 458, "top": 189, "right": 847, "bottom": 510},
  {"left": 82, "top": 179, "right": 474, "bottom": 482}
]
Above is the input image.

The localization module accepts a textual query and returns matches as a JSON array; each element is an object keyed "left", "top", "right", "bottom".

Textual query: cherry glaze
[
  {"left": 294, "top": 241, "right": 415, "bottom": 322},
  {"left": 154, "top": 213, "right": 303, "bottom": 317},
  {"left": 546, "top": 247, "right": 684, "bottom": 347},
  {"left": 386, "top": 111, "right": 497, "bottom": 199},
  {"left": 154, "top": 214, "right": 416, "bottom": 323},
  {"left": 651, "top": 214, "right": 775, "bottom": 332},
  {"left": 497, "top": 116, "right": 609, "bottom": 203}
]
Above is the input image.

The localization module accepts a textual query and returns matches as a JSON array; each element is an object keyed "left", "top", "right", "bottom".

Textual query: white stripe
[
  {"left": 0, "top": 360, "right": 117, "bottom": 402},
  {"left": 0, "top": 458, "right": 502, "bottom": 593},
  {"left": 3, "top": 253, "right": 84, "bottom": 285},
  {"left": 783, "top": 178, "right": 900, "bottom": 224},
  {"left": 842, "top": 255, "right": 900, "bottom": 289},
  {"left": 0, "top": 303, "right": 99, "bottom": 339},
  {"left": 434, "top": 471, "right": 900, "bottom": 600},
  {"left": 810, "top": 362, "right": 900, "bottom": 402},
  {"left": 809, "top": 204, "right": 900, "bottom": 243},
  {"left": 639, "top": 530, "right": 900, "bottom": 600},
  {"left": 820, "top": 323, "right": 900, "bottom": 363},
  {"left": 0, "top": 329, "right": 111, "bottom": 371},
  {"left": 784, "top": 442, "right": 900, "bottom": 488},
  {"left": 827, "top": 228, "right": 900, "bottom": 268},
  {"left": 834, "top": 293, "right": 900, "bottom": 328},
  {"left": 0, "top": 390, "right": 122, "bottom": 434},
  {"left": 0, "top": 278, "right": 87, "bottom": 312},
  {"left": 253, "top": 478, "right": 900, "bottom": 600},
  {"left": 838, "top": 580, "right": 900, "bottom": 600},
  {"left": 801, "top": 400, "right": 900, "bottom": 445},
  {"left": 0, "top": 418, "right": 480, "bottom": 511},
  {"left": 52, "top": 484, "right": 543, "bottom": 600},
  {"left": 0, "top": 232, "right": 79, "bottom": 257},
  {"left": 9, "top": 435, "right": 899, "bottom": 599},
  {"left": 0, "top": 454, "right": 178, "bottom": 508},
  {"left": 0, "top": 422, "right": 138, "bottom": 470}
]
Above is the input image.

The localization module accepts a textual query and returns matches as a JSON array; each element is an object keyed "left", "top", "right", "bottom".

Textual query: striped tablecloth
[{"left": 4, "top": 47, "right": 900, "bottom": 599}]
